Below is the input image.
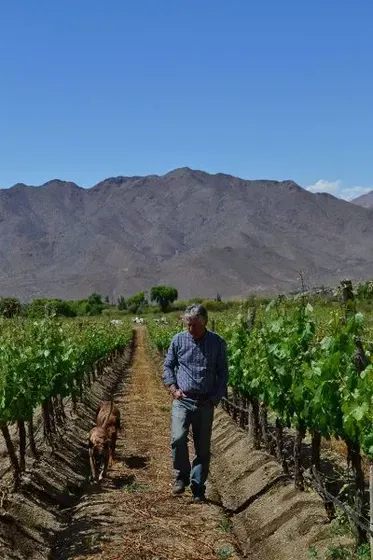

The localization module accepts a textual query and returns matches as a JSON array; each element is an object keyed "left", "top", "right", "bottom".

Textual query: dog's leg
[
  {"left": 101, "top": 450, "right": 110, "bottom": 479},
  {"left": 89, "top": 447, "right": 97, "bottom": 481},
  {"left": 108, "top": 445, "right": 113, "bottom": 468},
  {"left": 111, "top": 433, "right": 117, "bottom": 462}
]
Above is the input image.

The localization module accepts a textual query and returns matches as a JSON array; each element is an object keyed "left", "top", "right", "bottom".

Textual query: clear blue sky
[{"left": 1, "top": 0, "right": 372, "bottom": 199}]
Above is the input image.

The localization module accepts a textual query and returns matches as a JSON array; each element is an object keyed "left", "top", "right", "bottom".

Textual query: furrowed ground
[{"left": 55, "top": 326, "right": 241, "bottom": 560}]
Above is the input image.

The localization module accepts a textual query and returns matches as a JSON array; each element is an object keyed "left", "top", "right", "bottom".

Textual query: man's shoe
[
  {"left": 172, "top": 480, "right": 186, "bottom": 495},
  {"left": 193, "top": 494, "right": 205, "bottom": 504}
]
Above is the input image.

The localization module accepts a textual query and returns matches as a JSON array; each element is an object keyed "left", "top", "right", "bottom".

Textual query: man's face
[{"left": 185, "top": 316, "right": 206, "bottom": 340}]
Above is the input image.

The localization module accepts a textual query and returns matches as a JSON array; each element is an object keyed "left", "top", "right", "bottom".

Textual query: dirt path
[{"left": 68, "top": 327, "right": 241, "bottom": 560}]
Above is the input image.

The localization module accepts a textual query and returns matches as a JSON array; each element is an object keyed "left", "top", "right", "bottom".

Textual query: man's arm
[
  {"left": 163, "top": 336, "right": 179, "bottom": 392},
  {"left": 214, "top": 339, "right": 229, "bottom": 402}
]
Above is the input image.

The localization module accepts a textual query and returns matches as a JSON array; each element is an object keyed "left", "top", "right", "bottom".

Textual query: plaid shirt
[{"left": 163, "top": 330, "right": 228, "bottom": 400}]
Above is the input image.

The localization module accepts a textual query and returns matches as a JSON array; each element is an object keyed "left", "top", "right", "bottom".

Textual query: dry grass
[{"left": 76, "top": 327, "right": 240, "bottom": 560}]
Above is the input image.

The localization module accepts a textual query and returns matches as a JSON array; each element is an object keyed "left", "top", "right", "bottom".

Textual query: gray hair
[{"left": 183, "top": 303, "right": 208, "bottom": 324}]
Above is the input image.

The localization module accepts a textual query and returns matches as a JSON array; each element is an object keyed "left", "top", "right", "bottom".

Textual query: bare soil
[
  {"left": 211, "top": 410, "right": 354, "bottom": 560},
  {"left": 59, "top": 326, "right": 241, "bottom": 560}
]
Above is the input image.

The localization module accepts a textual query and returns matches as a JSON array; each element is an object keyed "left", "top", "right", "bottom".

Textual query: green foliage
[
  {"left": 117, "top": 295, "right": 127, "bottom": 310},
  {"left": 356, "top": 280, "right": 373, "bottom": 302},
  {"left": 147, "top": 317, "right": 181, "bottom": 353},
  {"left": 65, "top": 300, "right": 90, "bottom": 316},
  {"left": 59, "top": 296, "right": 106, "bottom": 317},
  {"left": 150, "top": 285, "right": 178, "bottom": 312},
  {"left": 88, "top": 292, "right": 103, "bottom": 306},
  {"left": 219, "top": 518, "right": 232, "bottom": 532},
  {"left": 0, "top": 317, "right": 132, "bottom": 424},
  {"left": 126, "top": 291, "right": 147, "bottom": 313},
  {"left": 86, "top": 303, "right": 104, "bottom": 316},
  {"left": 171, "top": 297, "right": 204, "bottom": 311},
  {"left": 308, "top": 543, "right": 370, "bottom": 559},
  {"left": 0, "top": 297, "right": 21, "bottom": 318},
  {"left": 25, "top": 298, "right": 78, "bottom": 318},
  {"left": 220, "top": 298, "right": 373, "bottom": 456},
  {"left": 201, "top": 299, "right": 227, "bottom": 312},
  {"left": 216, "top": 546, "right": 234, "bottom": 559}
]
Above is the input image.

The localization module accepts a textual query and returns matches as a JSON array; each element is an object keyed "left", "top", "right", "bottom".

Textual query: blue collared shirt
[{"left": 163, "top": 330, "right": 228, "bottom": 400}]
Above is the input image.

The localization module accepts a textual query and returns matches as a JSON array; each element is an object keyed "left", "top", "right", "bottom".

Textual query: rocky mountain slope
[
  {"left": 1, "top": 168, "right": 373, "bottom": 301},
  {"left": 351, "top": 190, "right": 373, "bottom": 208}
]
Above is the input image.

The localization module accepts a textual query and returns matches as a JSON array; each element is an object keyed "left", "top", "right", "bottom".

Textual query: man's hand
[
  {"left": 169, "top": 385, "right": 184, "bottom": 400},
  {"left": 173, "top": 389, "right": 184, "bottom": 399}
]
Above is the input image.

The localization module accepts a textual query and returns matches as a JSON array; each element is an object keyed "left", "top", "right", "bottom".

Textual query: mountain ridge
[
  {"left": 351, "top": 190, "right": 373, "bottom": 208},
  {"left": 1, "top": 167, "right": 373, "bottom": 301}
]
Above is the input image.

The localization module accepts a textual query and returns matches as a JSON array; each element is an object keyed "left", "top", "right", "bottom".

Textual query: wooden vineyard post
[
  {"left": 275, "top": 418, "right": 289, "bottom": 474},
  {"left": 346, "top": 439, "right": 366, "bottom": 545},
  {"left": 294, "top": 426, "right": 306, "bottom": 490},
  {"left": 18, "top": 420, "right": 26, "bottom": 472},
  {"left": 71, "top": 392, "right": 78, "bottom": 414},
  {"left": 239, "top": 396, "right": 246, "bottom": 429},
  {"left": 247, "top": 309, "right": 256, "bottom": 333},
  {"left": 340, "top": 278, "right": 356, "bottom": 322},
  {"left": 340, "top": 278, "right": 354, "bottom": 305},
  {"left": 259, "top": 402, "right": 271, "bottom": 451},
  {"left": 1, "top": 424, "right": 20, "bottom": 482},
  {"left": 27, "top": 418, "right": 38, "bottom": 459},
  {"left": 58, "top": 395, "right": 66, "bottom": 422},
  {"left": 248, "top": 397, "right": 260, "bottom": 450},
  {"left": 311, "top": 430, "right": 321, "bottom": 472},
  {"left": 48, "top": 398, "right": 57, "bottom": 434},
  {"left": 232, "top": 388, "right": 239, "bottom": 423},
  {"left": 52, "top": 396, "right": 64, "bottom": 427}
]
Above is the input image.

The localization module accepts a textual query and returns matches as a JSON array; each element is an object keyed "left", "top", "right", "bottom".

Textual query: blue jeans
[{"left": 171, "top": 397, "right": 214, "bottom": 496}]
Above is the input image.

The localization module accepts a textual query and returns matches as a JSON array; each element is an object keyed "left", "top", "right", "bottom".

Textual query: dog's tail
[{"left": 102, "top": 400, "right": 114, "bottom": 429}]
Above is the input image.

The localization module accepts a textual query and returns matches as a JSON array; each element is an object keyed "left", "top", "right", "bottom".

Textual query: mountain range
[
  {"left": 1, "top": 167, "right": 373, "bottom": 301},
  {"left": 350, "top": 190, "right": 373, "bottom": 209}
]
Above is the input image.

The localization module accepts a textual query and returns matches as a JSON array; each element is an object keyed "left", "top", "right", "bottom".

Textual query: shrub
[
  {"left": 0, "top": 297, "right": 22, "bottom": 318},
  {"left": 201, "top": 300, "right": 228, "bottom": 312}
]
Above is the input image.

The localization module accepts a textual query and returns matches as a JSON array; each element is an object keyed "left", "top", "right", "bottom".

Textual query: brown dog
[
  {"left": 95, "top": 401, "right": 121, "bottom": 465},
  {"left": 88, "top": 425, "right": 110, "bottom": 482}
]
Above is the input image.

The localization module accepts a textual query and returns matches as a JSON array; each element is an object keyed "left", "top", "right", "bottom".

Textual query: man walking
[{"left": 163, "top": 304, "right": 228, "bottom": 503}]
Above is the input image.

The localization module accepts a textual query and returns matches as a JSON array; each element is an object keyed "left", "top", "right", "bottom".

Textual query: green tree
[
  {"left": 26, "top": 299, "right": 56, "bottom": 318},
  {"left": 88, "top": 292, "right": 103, "bottom": 306},
  {"left": 117, "top": 295, "right": 126, "bottom": 310},
  {"left": 0, "top": 297, "right": 22, "bottom": 318},
  {"left": 126, "top": 291, "right": 147, "bottom": 313},
  {"left": 85, "top": 292, "right": 104, "bottom": 315},
  {"left": 53, "top": 300, "right": 77, "bottom": 317},
  {"left": 150, "top": 285, "right": 178, "bottom": 312}
]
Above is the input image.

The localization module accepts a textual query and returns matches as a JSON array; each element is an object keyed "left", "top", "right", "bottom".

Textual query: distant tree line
[
  {"left": 0, "top": 285, "right": 180, "bottom": 319},
  {"left": 4, "top": 277, "right": 328, "bottom": 319},
  {"left": 116, "top": 285, "right": 178, "bottom": 313},
  {"left": 0, "top": 292, "right": 107, "bottom": 319}
]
